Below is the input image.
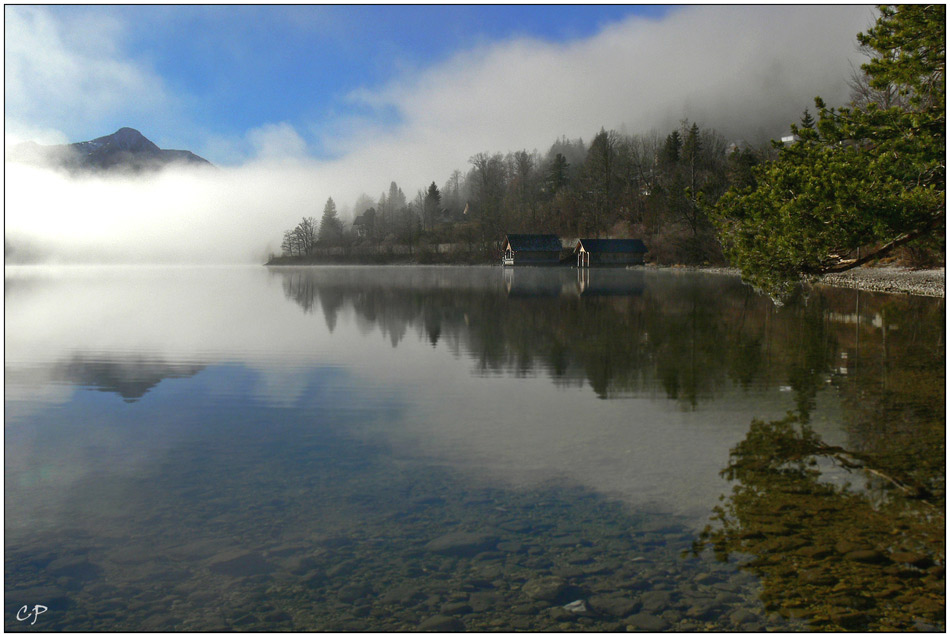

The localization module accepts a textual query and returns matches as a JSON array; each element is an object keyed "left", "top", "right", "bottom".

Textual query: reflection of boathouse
[
  {"left": 503, "top": 267, "right": 644, "bottom": 299},
  {"left": 503, "top": 267, "right": 571, "bottom": 297},
  {"left": 502, "top": 234, "right": 563, "bottom": 266},
  {"left": 575, "top": 268, "right": 644, "bottom": 297},
  {"left": 575, "top": 239, "right": 647, "bottom": 267}
]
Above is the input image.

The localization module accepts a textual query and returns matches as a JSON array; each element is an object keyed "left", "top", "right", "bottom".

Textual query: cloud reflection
[{"left": 5, "top": 266, "right": 871, "bottom": 530}]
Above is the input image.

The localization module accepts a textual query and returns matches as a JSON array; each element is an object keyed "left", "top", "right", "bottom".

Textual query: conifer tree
[
  {"left": 547, "top": 153, "right": 570, "bottom": 197},
  {"left": 714, "top": 4, "right": 945, "bottom": 297},
  {"left": 318, "top": 197, "right": 344, "bottom": 245}
]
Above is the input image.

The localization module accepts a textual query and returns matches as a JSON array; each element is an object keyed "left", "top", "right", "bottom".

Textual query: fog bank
[{"left": 5, "top": 5, "right": 875, "bottom": 265}]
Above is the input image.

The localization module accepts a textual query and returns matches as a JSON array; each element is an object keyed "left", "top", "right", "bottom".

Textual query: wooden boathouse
[
  {"left": 502, "top": 234, "right": 563, "bottom": 266},
  {"left": 575, "top": 238, "right": 648, "bottom": 267}
]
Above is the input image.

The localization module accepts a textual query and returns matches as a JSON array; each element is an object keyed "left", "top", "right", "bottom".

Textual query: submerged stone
[
  {"left": 891, "top": 551, "right": 933, "bottom": 568},
  {"left": 47, "top": 557, "right": 103, "bottom": 581},
  {"left": 639, "top": 590, "right": 673, "bottom": 611},
  {"left": 380, "top": 584, "right": 423, "bottom": 605},
  {"left": 626, "top": 612, "right": 669, "bottom": 631},
  {"left": 522, "top": 576, "right": 567, "bottom": 601},
  {"left": 729, "top": 608, "right": 759, "bottom": 625},
  {"left": 589, "top": 594, "right": 639, "bottom": 617},
  {"left": 441, "top": 602, "right": 472, "bottom": 616},
  {"left": 844, "top": 549, "right": 887, "bottom": 564},
  {"left": 418, "top": 615, "right": 464, "bottom": 631},
  {"left": 424, "top": 532, "right": 499, "bottom": 557},
  {"left": 207, "top": 551, "right": 274, "bottom": 577}
]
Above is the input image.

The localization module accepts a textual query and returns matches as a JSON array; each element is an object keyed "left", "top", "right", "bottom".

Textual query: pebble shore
[
  {"left": 817, "top": 266, "right": 945, "bottom": 298},
  {"left": 657, "top": 265, "right": 945, "bottom": 298}
]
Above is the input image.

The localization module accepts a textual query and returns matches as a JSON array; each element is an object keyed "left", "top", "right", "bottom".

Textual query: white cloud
[
  {"left": 247, "top": 122, "right": 310, "bottom": 160},
  {"left": 333, "top": 5, "right": 873, "bottom": 177},
  {"left": 4, "top": 6, "right": 174, "bottom": 141},
  {"left": 295, "top": 5, "right": 876, "bottom": 215}
]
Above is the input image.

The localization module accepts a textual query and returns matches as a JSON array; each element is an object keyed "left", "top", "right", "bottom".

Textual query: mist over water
[{"left": 4, "top": 163, "right": 325, "bottom": 265}]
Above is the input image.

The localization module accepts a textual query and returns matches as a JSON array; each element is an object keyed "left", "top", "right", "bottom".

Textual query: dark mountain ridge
[{"left": 8, "top": 127, "right": 212, "bottom": 173}]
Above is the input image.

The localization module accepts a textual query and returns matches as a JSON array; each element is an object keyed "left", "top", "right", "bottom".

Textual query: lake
[{"left": 4, "top": 265, "right": 944, "bottom": 631}]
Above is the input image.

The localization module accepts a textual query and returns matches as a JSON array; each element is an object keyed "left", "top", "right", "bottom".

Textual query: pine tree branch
[{"left": 809, "top": 220, "right": 937, "bottom": 275}]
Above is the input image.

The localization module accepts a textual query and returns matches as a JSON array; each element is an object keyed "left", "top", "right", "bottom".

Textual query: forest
[
  {"left": 273, "top": 5, "right": 944, "bottom": 297},
  {"left": 274, "top": 119, "right": 758, "bottom": 267}
]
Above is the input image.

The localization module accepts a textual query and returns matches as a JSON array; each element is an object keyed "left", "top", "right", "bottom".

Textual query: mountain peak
[
  {"left": 80, "top": 127, "right": 160, "bottom": 156},
  {"left": 9, "top": 128, "right": 212, "bottom": 173}
]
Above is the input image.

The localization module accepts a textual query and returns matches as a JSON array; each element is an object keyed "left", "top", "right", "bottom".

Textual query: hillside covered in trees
[
  {"left": 271, "top": 5, "right": 944, "bottom": 296},
  {"left": 272, "top": 120, "right": 760, "bottom": 266}
]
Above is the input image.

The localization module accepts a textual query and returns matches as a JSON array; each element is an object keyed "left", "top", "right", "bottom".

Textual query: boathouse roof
[
  {"left": 505, "top": 234, "right": 563, "bottom": 252},
  {"left": 576, "top": 238, "right": 648, "bottom": 254}
]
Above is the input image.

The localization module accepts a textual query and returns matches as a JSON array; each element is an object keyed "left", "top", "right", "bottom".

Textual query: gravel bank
[
  {"left": 655, "top": 264, "right": 945, "bottom": 298},
  {"left": 817, "top": 266, "right": 945, "bottom": 298}
]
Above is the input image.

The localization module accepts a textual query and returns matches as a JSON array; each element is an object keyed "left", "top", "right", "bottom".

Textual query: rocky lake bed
[
  {"left": 11, "top": 451, "right": 940, "bottom": 632},
  {"left": 6, "top": 469, "right": 791, "bottom": 632}
]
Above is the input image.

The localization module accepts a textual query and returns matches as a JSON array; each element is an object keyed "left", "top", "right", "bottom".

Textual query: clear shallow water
[{"left": 4, "top": 265, "right": 944, "bottom": 631}]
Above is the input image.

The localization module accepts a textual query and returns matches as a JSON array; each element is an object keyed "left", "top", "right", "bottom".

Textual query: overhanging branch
[{"left": 810, "top": 218, "right": 939, "bottom": 275}]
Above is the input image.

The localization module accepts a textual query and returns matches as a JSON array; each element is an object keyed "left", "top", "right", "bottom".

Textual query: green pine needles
[{"left": 713, "top": 5, "right": 945, "bottom": 298}]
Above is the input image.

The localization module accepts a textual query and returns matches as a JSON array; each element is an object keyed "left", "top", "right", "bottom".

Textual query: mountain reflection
[{"left": 52, "top": 354, "right": 206, "bottom": 402}]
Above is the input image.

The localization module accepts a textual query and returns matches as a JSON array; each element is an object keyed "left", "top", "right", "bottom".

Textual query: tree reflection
[
  {"left": 693, "top": 414, "right": 944, "bottom": 631},
  {"left": 272, "top": 268, "right": 943, "bottom": 419},
  {"left": 693, "top": 290, "right": 945, "bottom": 631}
]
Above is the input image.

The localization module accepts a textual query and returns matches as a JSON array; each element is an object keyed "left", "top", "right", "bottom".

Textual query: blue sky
[{"left": 7, "top": 5, "right": 675, "bottom": 159}]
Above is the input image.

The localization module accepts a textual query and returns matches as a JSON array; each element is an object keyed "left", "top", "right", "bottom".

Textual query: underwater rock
[
  {"left": 379, "top": 584, "right": 423, "bottom": 605},
  {"left": 47, "top": 557, "right": 103, "bottom": 581},
  {"left": 207, "top": 551, "right": 274, "bottom": 577},
  {"left": 424, "top": 532, "right": 499, "bottom": 557},
  {"left": 418, "top": 614, "right": 464, "bottom": 631},
  {"left": 891, "top": 552, "right": 933, "bottom": 568},
  {"left": 639, "top": 589, "right": 673, "bottom": 612},
  {"left": 626, "top": 611, "right": 670, "bottom": 631},
  {"left": 844, "top": 549, "right": 887, "bottom": 564},
  {"left": 729, "top": 608, "right": 759, "bottom": 625},
  {"left": 441, "top": 602, "right": 472, "bottom": 615},
  {"left": 522, "top": 576, "right": 567, "bottom": 601},
  {"left": 829, "top": 610, "right": 869, "bottom": 629},
  {"left": 589, "top": 594, "right": 639, "bottom": 617}
]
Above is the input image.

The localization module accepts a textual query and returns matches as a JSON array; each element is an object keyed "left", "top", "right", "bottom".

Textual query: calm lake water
[{"left": 4, "top": 265, "right": 944, "bottom": 631}]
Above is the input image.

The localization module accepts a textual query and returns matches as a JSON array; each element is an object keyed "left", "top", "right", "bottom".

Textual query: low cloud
[
  {"left": 4, "top": 162, "right": 322, "bottom": 264},
  {"left": 5, "top": 5, "right": 875, "bottom": 265},
  {"left": 334, "top": 5, "right": 874, "bottom": 181}
]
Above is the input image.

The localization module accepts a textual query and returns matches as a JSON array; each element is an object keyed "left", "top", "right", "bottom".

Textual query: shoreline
[
  {"left": 264, "top": 259, "right": 945, "bottom": 299},
  {"left": 814, "top": 266, "right": 945, "bottom": 299},
  {"left": 657, "top": 264, "right": 945, "bottom": 298}
]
